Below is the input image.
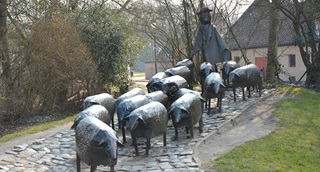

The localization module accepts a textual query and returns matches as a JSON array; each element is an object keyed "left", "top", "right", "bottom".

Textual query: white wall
[{"left": 231, "top": 46, "right": 307, "bottom": 82}]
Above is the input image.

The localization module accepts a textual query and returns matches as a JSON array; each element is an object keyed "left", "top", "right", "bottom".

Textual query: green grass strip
[
  {"left": 0, "top": 115, "right": 76, "bottom": 143},
  {"left": 213, "top": 86, "right": 320, "bottom": 171}
]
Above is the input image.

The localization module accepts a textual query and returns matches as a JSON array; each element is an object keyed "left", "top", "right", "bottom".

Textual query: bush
[{"left": 0, "top": 15, "right": 98, "bottom": 122}]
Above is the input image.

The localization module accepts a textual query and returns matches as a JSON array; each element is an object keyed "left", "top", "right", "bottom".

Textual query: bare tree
[
  {"left": 266, "top": 0, "right": 280, "bottom": 82},
  {"left": 0, "top": 0, "right": 11, "bottom": 95},
  {"left": 277, "top": 0, "right": 320, "bottom": 88}
]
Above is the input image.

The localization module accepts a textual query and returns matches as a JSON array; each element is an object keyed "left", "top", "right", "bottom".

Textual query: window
[
  {"left": 289, "top": 54, "right": 296, "bottom": 67},
  {"left": 234, "top": 56, "right": 240, "bottom": 63}
]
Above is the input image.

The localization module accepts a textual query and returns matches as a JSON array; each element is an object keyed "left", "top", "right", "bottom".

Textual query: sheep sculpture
[
  {"left": 71, "top": 104, "right": 111, "bottom": 129},
  {"left": 148, "top": 75, "right": 188, "bottom": 96},
  {"left": 202, "top": 72, "right": 226, "bottom": 113},
  {"left": 82, "top": 93, "right": 116, "bottom": 129},
  {"left": 116, "top": 95, "right": 151, "bottom": 143},
  {"left": 146, "top": 72, "right": 168, "bottom": 93},
  {"left": 167, "top": 88, "right": 203, "bottom": 104},
  {"left": 175, "top": 59, "right": 194, "bottom": 69},
  {"left": 198, "top": 62, "right": 215, "bottom": 108},
  {"left": 115, "top": 87, "right": 146, "bottom": 107},
  {"left": 222, "top": 61, "right": 240, "bottom": 87},
  {"left": 75, "top": 116, "right": 123, "bottom": 172},
  {"left": 145, "top": 90, "right": 171, "bottom": 111},
  {"left": 165, "top": 66, "right": 192, "bottom": 89},
  {"left": 124, "top": 101, "right": 168, "bottom": 156},
  {"left": 168, "top": 93, "right": 203, "bottom": 141},
  {"left": 229, "top": 64, "right": 262, "bottom": 102},
  {"left": 174, "top": 59, "right": 194, "bottom": 89}
]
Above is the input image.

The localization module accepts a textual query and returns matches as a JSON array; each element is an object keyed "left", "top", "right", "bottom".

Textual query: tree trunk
[
  {"left": 0, "top": 0, "right": 11, "bottom": 95},
  {"left": 266, "top": 0, "right": 280, "bottom": 83}
]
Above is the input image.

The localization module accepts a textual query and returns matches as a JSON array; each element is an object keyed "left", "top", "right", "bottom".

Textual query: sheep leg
[
  {"left": 163, "top": 133, "right": 167, "bottom": 146},
  {"left": 199, "top": 116, "right": 203, "bottom": 133},
  {"left": 247, "top": 86, "right": 251, "bottom": 98},
  {"left": 205, "top": 98, "right": 208, "bottom": 108},
  {"left": 145, "top": 138, "right": 151, "bottom": 156},
  {"left": 90, "top": 166, "right": 97, "bottom": 172},
  {"left": 133, "top": 137, "right": 139, "bottom": 156},
  {"left": 111, "top": 118, "right": 115, "bottom": 130},
  {"left": 242, "top": 87, "right": 246, "bottom": 101},
  {"left": 110, "top": 165, "right": 115, "bottom": 172},
  {"left": 233, "top": 87, "right": 236, "bottom": 102},
  {"left": 258, "top": 82, "right": 262, "bottom": 97},
  {"left": 76, "top": 153, "right": 81, "bottom": 172},
  {"left": 207, "top": 98, "right": 211, "bottom": 114},
  {"left": 173, "top": 127, "right": 179, "bottom": 141},
  {"left": 218, "top": 98, "right": 222, "bottom": 112},
  {"left": 190, "top": 125, "right": 194, "bottom": 138},
  {"left": 122, "top": 126, "right": 126, "bottom": 144},
  {"left": 185, "top": 126, "right": 189, "bottom": 134}
]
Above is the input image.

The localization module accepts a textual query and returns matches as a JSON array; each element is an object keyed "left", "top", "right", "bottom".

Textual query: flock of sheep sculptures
[{"left": 71, "top": 59, "right": 263, "bottom": 172}]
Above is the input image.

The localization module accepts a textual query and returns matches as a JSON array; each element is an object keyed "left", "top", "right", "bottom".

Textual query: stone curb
[{"left": 192, "top": 89, "right": 278, "bottom": 167}]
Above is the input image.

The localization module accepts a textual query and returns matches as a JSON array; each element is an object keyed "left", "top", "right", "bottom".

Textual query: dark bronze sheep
[
  {"left": 75, "top": 116, "right": 123, "bottom": 172},
  {"left": 148, "top": 75, "right": 188, "bottom": 96},
  {"left": 115, "top": 87, "right": 146, "bottom": 107},
  {"left": 145, "top": 90, "right": 171, "bottom": 111},
  {"left": 168, "top": 93, "right": 203, "bottom": 141},
  {"left": 116, "top": 95, "right": 151, "bottom": 143},
  {"left": 165, "top": 66, "right": 192, "bottom": 89},
  {"left": 202, "top": 72, "right": 226, "bottom": 113},
  {"left": 229, "top": 64, "right": 262, "bottom": 102},
  {"left": 71, "top": 104, "right": 111, "bottom": 129},
  {"left": 167, "top": 88, "right": 204, "bottom": 104},
  {"left": 146, "top": 72, "right": 168, "bottom": 93},
  {"left": 198, "top": 62, "right": 215, "bottom": 108},
  {"left": 175, "top": 59, "right": 194, "bottom": 69},
  {"left": 82, "top": 93, "right": 116, "bottom": 129},
  {"left": 124, "top": 101, "right": 168, "bottom": 156},
  {"left": 174, "top": 59, "right": 194, "bottom": 89},
  {"left": 222, "top": 61, "right": 240, "bottom": 87}
]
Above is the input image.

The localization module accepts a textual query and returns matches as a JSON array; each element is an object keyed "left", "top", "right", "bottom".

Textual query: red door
[{"left": 255, "top": 57, "right": 268, "bottom": 81}]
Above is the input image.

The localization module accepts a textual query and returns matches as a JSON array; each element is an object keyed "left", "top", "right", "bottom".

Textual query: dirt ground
[{"left": 196, "top": 91, "right": 292, "bottom": 171}]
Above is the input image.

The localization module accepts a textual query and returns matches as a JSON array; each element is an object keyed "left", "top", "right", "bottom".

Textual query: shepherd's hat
[{"left": 197, "top": 7, "right": 213, "bottom": 15}]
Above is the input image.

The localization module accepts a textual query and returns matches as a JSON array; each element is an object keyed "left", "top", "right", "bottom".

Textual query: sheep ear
[
  {"left": 70, "top": 122, "right": 77, "bottom": 129},
  {"left": 180, "top": 106, "right": 189, "bottom": 114},
  {"left": 164, "top": 70, "right": 173, "bottom": 76},
  {"left": 117, "top": 140, "right": 125, "bottom": 148},
  {"left": 168, "top": 108, "right": 174, "bottom": 116},
  {"left": 138, "top": 116, "right": 145, "bottom": 124},
  {"left": 199, "top": 96, "right": 206, "bottom": 102}
]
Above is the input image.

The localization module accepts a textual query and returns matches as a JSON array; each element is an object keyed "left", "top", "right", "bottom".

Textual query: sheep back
[
  {"left": 126, "top": 101, "right": 168, "bottom": 138},
  {"left": 115, "top": 88, "right": 146, "bottom": 107},
  {"left": 175, "top": 59, "right": 194, "bottom": 69},
  {"left": 165, "top": 66, "right": 192, "bottom": 85},
  {"left": 146, "top": 72, "right": 168, "bottom": 93},
  {"left": 169, "top": 93, "right": 202, "bottom": 126},
  {"left": 169, "top": 88, "right": 203, "bottom": 104},
  {"left": 75, "top": 116, "right": 121, "bottom": 166},
  {"left": 229, "top": 64, "right": 260, "bottom": 86},
  {"left": 71, "top": 104, "right": 110, "bottom": 129},
  {"left": 82, "top": 93, "right": 116, "bottom": 117},
  {"left": 203, "top": 72, "right": 226, "bottom": 97},
  {"left": 116, "top": 95, "right": 151, "bottom": 127},
  {"left": 145, "top": 91, "right": 170, "bottom": 111}
]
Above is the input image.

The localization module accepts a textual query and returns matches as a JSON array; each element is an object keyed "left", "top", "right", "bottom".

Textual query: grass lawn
[
  {"left": 132, "top": 72, "right": 145, "bottom": 78},
  {"left": 0, "top": 114, "right": 76, "bottom": 143},
  {"left": 213, "top": 86, "right": 320, "bottom": 171}
]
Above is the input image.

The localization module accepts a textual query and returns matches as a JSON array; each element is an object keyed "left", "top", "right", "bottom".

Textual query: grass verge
[
  {"left": 213, "top": 86, "right": 320, "bottom": 171},
  {"left": 0, "top": 114, "right": 76, "bottom": 143},
  {"left": 132, "top": 72, "right": 145, "bottom": 78}
]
